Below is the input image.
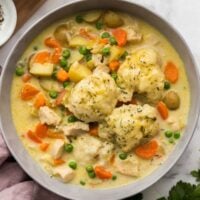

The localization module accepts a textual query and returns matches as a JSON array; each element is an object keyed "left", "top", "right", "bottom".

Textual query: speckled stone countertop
[{"left": 0, "top": 1, "right": 199, "bottom": 199}]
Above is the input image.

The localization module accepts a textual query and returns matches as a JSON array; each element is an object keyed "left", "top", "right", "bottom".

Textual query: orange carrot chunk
[
  {"left": 34, "top": 93, "right": 46, "bottom": 109},
  {"left": 27, "top": 130, "right": 42, "bottom": 143},
  {"left": 22, "top": 73, "right": 32, "bottom": 82},
  {"left": 35, "top": 123, "right": 48, "bottom": 138},
  {"left": 164, "top": 61, "right": 179, "bottom": 83},
  {"left": 94, "top": 166, "right": 112, "bottom": 179},
  {"left": 33, "top": 51, "right": 51, "bottom": 64},
  {"left": 44, "top": 37, "right": 62, "bottom": 64},
  {"left": 21, "top": 83, "right": 39, "bottom": 100},
  {"left": 157, "top": 101, "right": 169, "bottom": 120},
  {"left": 56, "top": 69, "right": 69, "bottom": 82},
  {"left": 99, "top": 38, "right": 109, "bottom": 44},
  {"left": 47, "top": 130, "right": 65, "bottom": 139},
  {"left": 44, "top": 37, "right": 60, "bottom": 49},
  {"left": 109, "top": 60, "right": 120, "bottom": 71},
  {"left": 53, "top": 158, "right": 65, "bottom": 166},
  {"left": 112, "top": 28, "right": 127, "bottom": 47},
  {"left": 39, "top": 142, "right": 49, "bottom": 151},
  {"left": 135, "top": 140, "right": 158, "bottom": 159}
]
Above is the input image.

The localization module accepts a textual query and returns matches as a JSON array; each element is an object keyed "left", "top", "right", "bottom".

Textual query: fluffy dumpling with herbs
[
  {"left": 117, "top": 48, "right": 164, "bottom": 103},
  {"left": 67, "top": 71, "right": 119, "bottom": 122},
  {"left": 101, "top": 104, "right": 159, "bottom": 152}
]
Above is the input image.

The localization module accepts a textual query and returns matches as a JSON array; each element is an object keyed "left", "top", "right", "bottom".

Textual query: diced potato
[
  {"left": 69, "top": 36, "right": 93, "bottom": 48},
  {"left": 39, "top": 78, "right": 62, "bottom": 92},
  {"left": 54, "top": 24, "right": 69, "bottom": 47},
  {"left": 69, "top": 61, "right": 92, "bottom": 82},
  {"left": 83, "top": 10, "right": 103, "bottom": 23},
  {"left": 30, "top": 63, "right": 54, "bottom": 76},
  {"left": 109, "top": 46, "right": 125, "bottom": 62},
  {"left": 68, "top": 50, "right": 84, "bottom": 65},
  {"left": 103, "top": 11, "right": 124, "bottom": 28}
]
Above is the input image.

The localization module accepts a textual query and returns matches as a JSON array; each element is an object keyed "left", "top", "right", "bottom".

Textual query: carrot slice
[
  {"left": 34, "top": 93, "right": 46, "bottom": 109},
  {"left": 56, "top": 69, "right": 69, "bottom": 82},
  {"left": 99, "top": 38, "right": 109, "bottom": 44},
  {"left": 51, "top": 47, "right": 62, "bottom": 64},
  {"left": 44, "top": 37, "right": 60, "bottom": 49},
  {"left": 21, "top": 83, "right": 39, "bottom": 100},
  {"left": 39, "top": 142, "right": 49, "bottom": 151},
  {"left": 109, "top": 60, "right": 120, "bottom": 71},
  {"left": 134, "top": 140, "right": 159, "bottom": 159},
  {"left": 35, "top": 123, "right": 48, "bottom": 138},
  {"left": 33, "top": 51, "right": 51, "bottom": 64},
  {"left": 164, "top": 61, "right": 179, "bottom": 83},
  {"left": 53, "top": 158, "right": 65, "bottom": 166},
  {"left": 55, "top": 90, "right": 66, "bottom": 106},
  {"left": 157, "top": 101, "right": 169, "bottom": 120},
  {"left": 22, "top": 73, "right": 32, "bottom": 82},
  {"left": 94, "top": 166, "right": 112, "bottom": 179},
  {"left": 112, "top": 28, "right": 127, "bottom": 47},
  {"left": 27, "top": 130, "right": 42, "bottom": 143},
  {"left": 44, "top": 37, "right": 62, "bottom": 64},
  {"left": 89, "top": 123, "right": 99, "bottom": 136},
  {"left": 47, "top": 130, "right": 65, "bottom": 139}
]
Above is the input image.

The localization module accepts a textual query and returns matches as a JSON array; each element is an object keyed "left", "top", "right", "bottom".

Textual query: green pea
[
  {"left": 102, "top": 47, "right": 110, "bottom": 56},
  {"left": 15, "top": 67, "right": 24, "bottom": 76},
  {"left": 75, "top": 15, "right": 83, "bottom": 23},
  {"left": 111, "top": 72, "right": 118, "bottom": 81},
  {"left": 88, "top": 171, "right": 96, "bottom": 178},
  {"left": 79, "top": 46, "right": 89, "bottom": 55},
  {"left": 109, "top": 37, "right": 117, "bottom": 45},
  {"left": 49, "top": 91, "right": 58, "bottom": 99},
  {"left": 68, "top": 115, "right": 78, "bottom": 123},
  {"left": 119, "top": 152, "right": 128, "bottom": 160},
  {"left": 164, "top": 81, "right": 171, "bottom": 90},
  {"left": 101, "top": 32, "right": 111, "bottom": 38},
  {"left": 62, "top": 49, "right": 71, "bottom": 59},
  {"left": 96, "top": 21, "right": 103, "bottom": 30},
  {"left": 120, "top": 51, "right": 128, "bottom": 60},
  {"left": 112, "top": 175, "right": 117, "bottom": 180},
  {"left": 174, "top": 131, "right": 180, "bottom": 139},
  {"left": 63, "top": 81, "right": 70, "bottom": 88},
  {"left": 68, "top": 160, "right": 77, "bottom": 170},
  {"left": 80, "top": 180, "right": 86, "bottom": 185},
  {"left": 85, "top": 53, "right": 92, "bottom": 61},
  {"left": 64, "top": 143, "right": 73, "bottom": 153},
  {"left": 86, "top": 165, "right": 94, "bottom": 173},
  {"left": 164, "top": 130, "right": 173, "bottom": 138},
  {"left": 60, "top": 58, "right": 68, "bottom": 68}
]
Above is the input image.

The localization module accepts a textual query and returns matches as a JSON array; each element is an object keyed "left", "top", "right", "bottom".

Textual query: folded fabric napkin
[{"left": 0, "top": 132, "right": 65, "bottom": 200}]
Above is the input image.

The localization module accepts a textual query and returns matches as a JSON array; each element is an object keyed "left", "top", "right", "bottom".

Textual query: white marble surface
[{"left": 0, "top": 0, "right": 200, "bottom": 199}]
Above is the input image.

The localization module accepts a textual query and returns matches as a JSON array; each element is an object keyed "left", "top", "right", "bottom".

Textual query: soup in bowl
[{"left": 10, "top": 9, "right": 191, "bottom": 189}]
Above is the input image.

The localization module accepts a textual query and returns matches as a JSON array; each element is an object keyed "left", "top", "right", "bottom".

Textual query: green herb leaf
[{"left": 191, "top": 169, "right": 200, "bottom": 182}]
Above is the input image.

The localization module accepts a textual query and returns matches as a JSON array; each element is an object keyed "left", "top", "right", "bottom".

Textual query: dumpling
[
  {"left": 104, "top": 104, "right": 159, "bottom": 152},
  {"left": 68, "top": 71, "right": 118, "bottom": 122},
  {"left": 117, "top": 48, "right": 164, "bottom": 103}
]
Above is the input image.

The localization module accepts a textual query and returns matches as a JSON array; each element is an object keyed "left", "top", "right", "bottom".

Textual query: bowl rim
[{"left": 0, "top": 0, "right": 200, "bottom": 199}]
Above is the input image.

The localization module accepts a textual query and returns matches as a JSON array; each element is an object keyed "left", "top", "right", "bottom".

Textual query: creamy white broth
[{"left": 11, "top": 10, "right": 189, "bottom": 188}]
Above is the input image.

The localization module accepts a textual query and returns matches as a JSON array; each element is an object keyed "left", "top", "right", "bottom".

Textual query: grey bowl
[{"left": 0, "top": 0, "right": 199, "bottom": 199}]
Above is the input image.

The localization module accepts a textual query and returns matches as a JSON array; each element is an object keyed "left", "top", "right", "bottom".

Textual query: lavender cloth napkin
[{"left": 0, "top": 133, "right": 66, "bottom": 200}]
